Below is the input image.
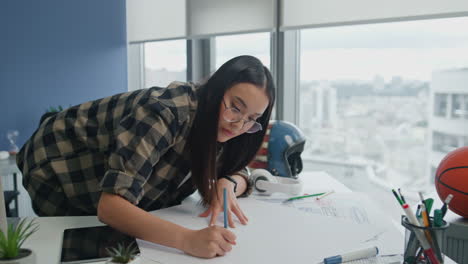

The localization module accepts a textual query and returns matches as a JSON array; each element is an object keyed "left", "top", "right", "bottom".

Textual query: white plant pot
[{"left": 0, "top": 249, "right": 35, "bottom": 264}]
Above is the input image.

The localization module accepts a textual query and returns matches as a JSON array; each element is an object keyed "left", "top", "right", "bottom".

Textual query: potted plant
[
  {"left": 39, "top": 105, "right": 65, "bottom": 125},
  {"left": 106, "top": 242, "right": 139, "bottom": 264},
  {"left": 0, "top": 218, "right": 39, "bottom": 264}
]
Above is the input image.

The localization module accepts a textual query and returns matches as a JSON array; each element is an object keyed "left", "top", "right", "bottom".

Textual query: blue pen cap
[{"left": 324, "top": 255, "right": 342, "bottom": 264}]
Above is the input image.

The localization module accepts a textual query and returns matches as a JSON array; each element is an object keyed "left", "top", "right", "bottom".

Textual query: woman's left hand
[{"left": 199, "top": 178, "right": 249, "bottom": 228}]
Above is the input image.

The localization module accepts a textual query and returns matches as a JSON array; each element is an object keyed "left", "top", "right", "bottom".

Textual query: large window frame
[{"left": 128, "top": 13, "right": 468, "bottom": 163}]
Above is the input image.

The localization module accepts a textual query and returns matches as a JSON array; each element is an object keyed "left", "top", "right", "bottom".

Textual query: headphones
[{"left": 251, "top": 169, "right": 303, "bottom": 196}]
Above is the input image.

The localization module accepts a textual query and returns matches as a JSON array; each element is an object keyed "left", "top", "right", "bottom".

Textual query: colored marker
[
  {"left": 398, "top": 188, "right": 406, "bottom": 204},
  {"left": 424, "top": 198, "right": 434, "bottom": 215},
  {"left": 441, "top": 194, "right": 453, "bottom": 218},
  {"left": 323, "top": 246, "right": 379, "bottom": 264},
  {"left": 284, "top": 192, "right": 326, "bottom": 202},
  {"left": 433, "top": 209, "right": 443, "bottom": 227},
  {"left": 392, "top": 189, "right": 404, "bottom": 206},
  {"left": 223, "top": 188, "right": 228, "bottom": 228}
]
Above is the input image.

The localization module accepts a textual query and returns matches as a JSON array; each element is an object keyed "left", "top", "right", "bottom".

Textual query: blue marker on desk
[{"left": 324, "top": 246, "right": 379, "bottom": 264}]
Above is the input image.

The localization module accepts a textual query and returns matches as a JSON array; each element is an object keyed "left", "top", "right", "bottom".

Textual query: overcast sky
[
  {"left": 300, "top": 16, "right": 468, "bottom": 81},
  {"left": 145, "top": 16, "right": 468, "bottom": 82}
]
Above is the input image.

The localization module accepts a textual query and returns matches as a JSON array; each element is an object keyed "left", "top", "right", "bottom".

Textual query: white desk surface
[{"left": 19, "top": 171, "right": 454, "bottom": 264}]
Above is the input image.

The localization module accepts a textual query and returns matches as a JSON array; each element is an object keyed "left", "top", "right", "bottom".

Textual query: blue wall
[{"left": 0, "top": 0, "right": 127, "bottom": 151}]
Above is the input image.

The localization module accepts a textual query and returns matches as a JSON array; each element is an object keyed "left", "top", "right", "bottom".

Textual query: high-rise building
[
  {"left": 428, "top": 68, "right": 468, "bottom": 183},
  {"left": 300, "top": 81, "right": 337, "bottom": 130}
]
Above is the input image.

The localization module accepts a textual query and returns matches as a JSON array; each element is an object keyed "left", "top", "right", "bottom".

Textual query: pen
[
  {"left": 420, "top": 203, "right": 430, "bottom": 228},
  {"left": 420, "top": 203, "right": 434, "bottom": 245},
  {"left": 316, "top": 190, "right": 334, "bottom": 200},
  {"left": 323, "top": 246, "right": 379, "bottom": 264},
  {"left": 392, "top": 189, "right": 404, "bottom": 206},
  {"left": 284, "top": 192, "right": 326, "bottom": 202},
  {"left": 416, "top": 204, "right": 421, "bottom": 219},
  {"left": 398, "top": 188, "right": 406, "bottom": 204},
  {"left": 223, "top": 188, "right": 228, "bottom": 228},
  {"left": 419, "top": 192, "right": 431, "bottom": 227}
]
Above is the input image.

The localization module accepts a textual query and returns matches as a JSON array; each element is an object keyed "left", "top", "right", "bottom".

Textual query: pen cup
[{"left": 401, "top": 215, "right": 449, "bottom": 264}]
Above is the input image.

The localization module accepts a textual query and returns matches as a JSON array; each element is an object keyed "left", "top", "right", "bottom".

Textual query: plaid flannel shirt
[{"left": 17, "top": 82, "right": 251, "bottom": 216}]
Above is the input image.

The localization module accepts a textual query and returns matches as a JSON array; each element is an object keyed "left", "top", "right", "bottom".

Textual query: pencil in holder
[{"left": 401, "top": 215, "right": 449, "bottom": 264}]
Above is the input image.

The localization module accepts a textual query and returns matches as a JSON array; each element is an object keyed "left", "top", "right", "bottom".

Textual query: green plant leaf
[
  {"left": 0, "top": 219, "right": 38, "bottom": 259},
  {"left": 106, "top": 242, "right": 138, "bottom": 263}
]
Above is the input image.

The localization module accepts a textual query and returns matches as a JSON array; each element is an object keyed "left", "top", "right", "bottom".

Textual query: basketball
[{"left": 435, "top": 146, "right": 468, "bottom": 218}]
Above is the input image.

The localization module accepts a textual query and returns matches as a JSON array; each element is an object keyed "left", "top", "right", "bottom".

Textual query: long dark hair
[{"left": 188, "top": 55, "right": 276, "bottom": 205}]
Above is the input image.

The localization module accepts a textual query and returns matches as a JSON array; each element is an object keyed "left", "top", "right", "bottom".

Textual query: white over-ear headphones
[{"left": 251, "top": 169, "right": 303, "bottom": 196}]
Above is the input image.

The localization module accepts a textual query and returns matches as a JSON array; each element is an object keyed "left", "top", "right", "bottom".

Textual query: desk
[
  {"left": 0, "top": 155, "right": 20, "bottom": 216},
  {"left": 18, "top": 171, "right": 455, "bottom": 264}
]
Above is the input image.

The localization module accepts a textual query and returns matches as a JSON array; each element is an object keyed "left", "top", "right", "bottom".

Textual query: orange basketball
[{"left": 435, "top": 146, "right": 468, "bottom": 218}]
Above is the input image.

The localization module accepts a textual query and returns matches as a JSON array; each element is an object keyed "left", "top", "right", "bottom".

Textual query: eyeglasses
[{"left": 222, "top": 99, "right": 262, "bottom": 133}]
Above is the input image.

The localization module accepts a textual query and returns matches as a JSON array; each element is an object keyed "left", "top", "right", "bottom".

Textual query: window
[
  {"left": 432, "top": 131, "right": 459, "bottom": 153},
  {"left": 464, "top": 95, "right": 468, "bottom": 119},
  {"left": 299, "top": 17, "right": 468, "bottom": 194},
  {"left": 432, "top": 132, "right": 442, "bottom": 152},
  {"left": 144, "top": 40, "right": 187, "bottom": 88},
  {"left": 434, "top": 94, "right": 448, "bottom": 117},
  {"left": 452, "top": 94, "right": 463, "bottom": 118},
  {"left": 453, "top": 94, "right": 468, "bottom": 119},
  {"left": 215, "top": 32, "right": 271, "bottom": 69}
]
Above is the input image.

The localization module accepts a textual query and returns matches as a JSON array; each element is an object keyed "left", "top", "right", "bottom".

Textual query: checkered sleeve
[{"left": 100, "top": 98, "right": 180, "bottom": 205}]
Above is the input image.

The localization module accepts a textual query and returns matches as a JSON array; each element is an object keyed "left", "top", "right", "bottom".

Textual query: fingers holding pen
[
  {"left": 182, "top": 226, "right": 236, "bottom": 258},
  {"left": 221, "top": 228, "right": 237, "bottom": 245}
]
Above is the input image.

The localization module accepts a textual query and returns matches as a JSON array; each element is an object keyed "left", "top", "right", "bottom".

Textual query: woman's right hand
[{"left": 181, "top": 226, "right": 237, "bottom": 258}]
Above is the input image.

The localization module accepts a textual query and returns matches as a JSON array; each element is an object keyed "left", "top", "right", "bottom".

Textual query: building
[
  {"left": 428, "top": 68, "right": 468, "bottom": 183},
  {"left": 300, "top": 81, "right": 337, "bottom": 131}
]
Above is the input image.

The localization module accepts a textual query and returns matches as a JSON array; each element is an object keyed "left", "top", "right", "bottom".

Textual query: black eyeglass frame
[{"left": 222, "top": 99, "right": 262, "bottom": 134}]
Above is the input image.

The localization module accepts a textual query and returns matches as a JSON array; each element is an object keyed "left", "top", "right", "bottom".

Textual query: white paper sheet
[
  {"left": 138, "top": 198, "right": 396, "bottom": 264},
  {"left": 256, "top": 192, "right": 387, "bottom": 225},
  {"left": 255, "top": 192, "right": 404, "bottom": 255}
]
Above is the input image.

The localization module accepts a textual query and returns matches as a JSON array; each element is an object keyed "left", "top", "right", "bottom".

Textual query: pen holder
[{"left": 401, "top": 215, "right": 449, "bottom": 264}]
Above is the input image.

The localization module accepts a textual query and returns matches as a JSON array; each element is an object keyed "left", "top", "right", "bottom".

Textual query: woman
[{"left": 17, "top": 55, "right": 275, "bottom": 258}]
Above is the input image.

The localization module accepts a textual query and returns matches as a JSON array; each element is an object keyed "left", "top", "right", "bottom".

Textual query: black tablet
[{"left": 60, "top": 225, "right": 140, "bottom": 264}]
